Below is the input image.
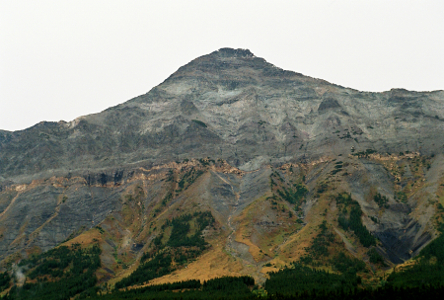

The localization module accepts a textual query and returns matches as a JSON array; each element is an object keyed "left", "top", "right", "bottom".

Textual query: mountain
[
  {"left": 2, "top": 48, "right": 444, "bottom": 182},
  {"left": 0, "top": 48, "right": 444, "bottom": 298}
]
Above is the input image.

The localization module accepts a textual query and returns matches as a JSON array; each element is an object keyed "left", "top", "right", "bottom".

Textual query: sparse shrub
[
  {"left": 374, "top": 192, "right": 389, "bottom": 208},
  {"left": 191, "top": 119, "right": 207, "bottom": 127}
]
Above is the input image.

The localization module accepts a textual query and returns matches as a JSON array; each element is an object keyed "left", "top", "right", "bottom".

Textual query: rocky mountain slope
[{"left": 0, "top": 48, "right": 444, "bottom": 291}]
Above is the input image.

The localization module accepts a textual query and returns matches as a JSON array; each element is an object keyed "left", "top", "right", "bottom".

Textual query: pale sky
[{"left": 1, "top": 1, "right": 443, "bottom": 131}]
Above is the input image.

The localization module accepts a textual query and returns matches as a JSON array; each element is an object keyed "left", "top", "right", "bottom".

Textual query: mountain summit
[
  {"left": 2, "top": 48, "right": 443, "bottom": 182},
  {"left": 0, "top": 48, "right": 444, "bottom": 295}
]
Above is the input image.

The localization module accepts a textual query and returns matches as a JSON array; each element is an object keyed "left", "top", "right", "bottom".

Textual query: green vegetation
[
  {"left": 385, "top": 220, "right": 444, "bottom": 288},
  {"left": 395, "top": 191, "right": 407, "bottom": 203},
  {"left": 266, "top": 264, "right": 444, "bottom": 299},
  {"left": 370, "top": 216, "right": 379, "bottom": 223},
  {"left": 315, "top": 181, "right": 329, "bottom": 195},
  {"left": 165, "top": 170, "right": 175, "bottom": 182},
  {"left": 0, "top": 271, "right": 11, "bottom": 292},
  {"left": 80, "top": 276, "right": 255, "bottom": 300},
  {"left": 374, "top": 192, "right": 389, "bottom": 208},
  {"left": 331, "top": 252, "right": 366, "bottom": 275},
  {"left": 299, "top": 221, "right": 335, "bottom": 265},
  {"left": 167, "top": 213, "right": 212, "bottom": 248},
  {"left": 263, "top": 233, "right": 444, "bottom": 299},
  {"left": 176, "top": 169, "right": 204, "bottom": 192},
  {"left": 331, "top": 161, "right": 343, "bottom": 175},
  {"left": 198, "top": 158, "right": 210, "bottom": 166},
  {"left": 269, "top": 170, "right": 307, "bottom": 210},
  {"left": 418, "top": 221, "right": 444, "bottom": 262},
  {"left": 336, "top": 193, "right": 376, "bottom": 247},
  {"left": 265, "top": 263, "right": 362, "bottom": 298},
  {"left": 127, "top": 279, "right": 202, "bottom": 292},
  {"left": 80, "top": 272, "right": 444, "bottom": 300},
  {"left": 352, "top": 148, "right": 377, "bottom": 158},
  {"left": 115, "top": 211, "right": 214, "bottom": 289},
  {"left": 270, "top": 178, "right": 276, "bottom": 188},
  {"left": 367, "top": 248, "right": 386, "bottom": 265},
  {"left": 6, "top": 244, "right": 101, "bottom": 300},
  {"left": 277, "top": 183, "right": 308, "bottom": 209},
  {"left": 3, "top": 219, "right": 444, "bottom": 300},
  {"left": 339, "top": 131, "right": 352, "bottom": 139},
  {"left": 161, "top": 191, "right": 173, "bottom": 206},
  {"left": 115, "top": 251, "right": 173, "bottom": 289},
  {"left": 387, "top": 256, "right": 444, "bottom": 289},
  {"left": 191, "top": 119, "right": 207, "bottom": 127},
  {"left": 2, "top": 192, "right": 443, "bottom": 300},
  {"left": 297, "top": 222, "right": 367, "bottom": 276}
]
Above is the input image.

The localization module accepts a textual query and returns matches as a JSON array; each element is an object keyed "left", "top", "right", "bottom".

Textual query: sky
[{"left": 1, "top": 1, "right": 443, "bottom": 131}]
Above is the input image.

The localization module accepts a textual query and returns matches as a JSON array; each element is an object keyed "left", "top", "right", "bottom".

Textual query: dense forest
[
  {"left": 2, "top": 244, "right": 101, "bottom": 300},
  {"left": 0, "top": 272, "right": 10, "bottom": 293},
  {"left": 81, "top": 276, "right": 256, "bottom": 300},
  {"left": 336, "top": 193, "right": 377, "bottom": 247}
]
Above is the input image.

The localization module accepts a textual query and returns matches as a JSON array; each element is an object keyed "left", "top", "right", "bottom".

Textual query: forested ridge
[
  {"left": 115, "top": 211, "right": 215, "bottom": 289},
  {"left": 2, "top": 244, "right": 101, "bottom": 300},
  {"left": 336, "top": 193, "right": 376, "bottom": 247}
]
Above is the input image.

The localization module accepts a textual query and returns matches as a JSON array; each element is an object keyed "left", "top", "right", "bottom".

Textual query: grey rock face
[
  {"left": 0, "top": 180, "right": 124, "bottom": 258},
  {"left": 1, "top": 48, "right": 442, "bottom": 183}
]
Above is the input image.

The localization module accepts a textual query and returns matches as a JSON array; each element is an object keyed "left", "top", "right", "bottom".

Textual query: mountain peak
[
  {"left": 166, "top": 47, "right": 305, "bottom": 86},
  {"left": 210, "top": 48, "right": 255, "bottom": 58}
]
